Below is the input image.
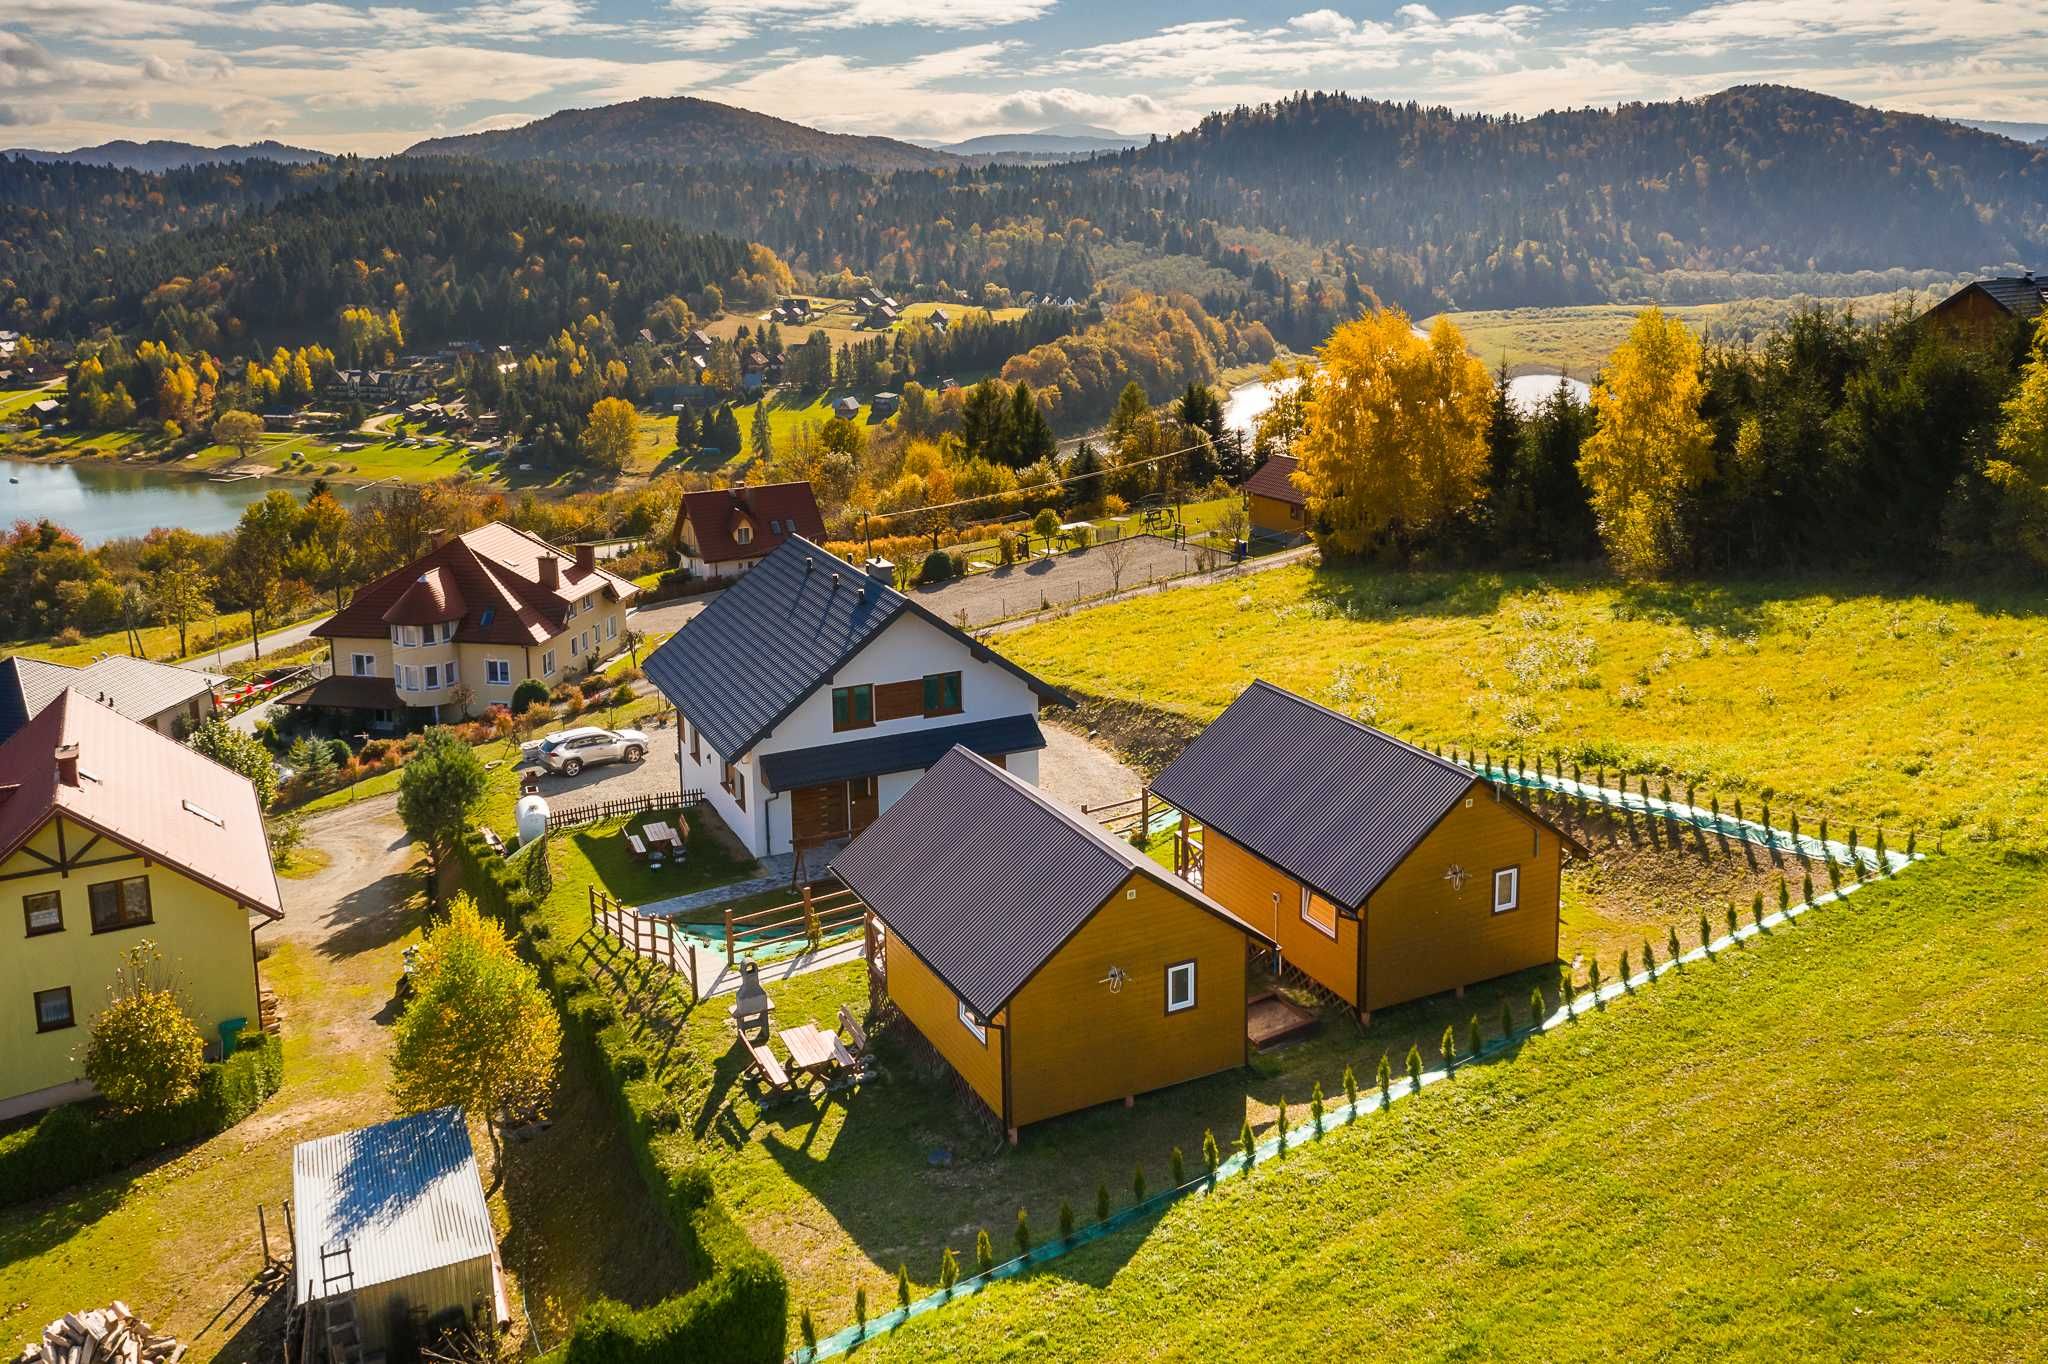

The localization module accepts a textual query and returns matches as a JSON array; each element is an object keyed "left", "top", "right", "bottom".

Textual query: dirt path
[{"left": 1038, "top": 720, "right": 1145, "bottom": 815}]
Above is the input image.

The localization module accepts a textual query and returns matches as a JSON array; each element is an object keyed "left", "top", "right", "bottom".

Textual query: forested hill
[
  {"left": 1, "top": 139, "right": 329, "bottom": 171},
  {"left": 404, "top": 96, "right": 956, "bottom": 172},
  {"left": 1125, "top": 85, "right": 2048, "bottom": 305},
  {"left": 2, "top": 167, "right": 756, "bottom": 353}
]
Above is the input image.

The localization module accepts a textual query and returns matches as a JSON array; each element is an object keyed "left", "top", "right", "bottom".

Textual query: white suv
[{"left": 523, "top": 726, "right": 650, "bottom": 776}]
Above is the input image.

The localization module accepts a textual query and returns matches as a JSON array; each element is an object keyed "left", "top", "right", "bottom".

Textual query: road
[{"left": 180, "top": 613, "right": 333, "bottom": 673}]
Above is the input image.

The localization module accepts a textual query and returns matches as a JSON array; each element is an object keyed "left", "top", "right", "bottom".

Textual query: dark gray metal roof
[
  {"left": 1972, "top": 274, "right": 2046, "bottom": 318},
  {"left": 643, "top": 535, "right": 1067, "bottom": 760},
  {"left": 1149, "top": 680, "right": 1476, "bottom": 909},
  {"left": 758, "top": 713, "right": 1045, "bottom": 793},
  {"left": 832, "top": 746, "right": 1265, "bottom": 1019},
  {"left": 291, "top": 1106, "right": 495, "bottom": 1303},
  {"left": 0, "top": 654, "right": 220, "bottom": 745}
]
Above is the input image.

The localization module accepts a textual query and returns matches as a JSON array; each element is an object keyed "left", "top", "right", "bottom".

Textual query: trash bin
[{"left": 218, "top": 1016, "right": 248, "bottom": 1058}]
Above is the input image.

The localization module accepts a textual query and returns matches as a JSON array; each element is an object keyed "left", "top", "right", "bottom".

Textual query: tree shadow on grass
[
  {"left": 1301, "top": 563, "right": 1519, "bottom": 621},
  {"left": 314, "top": 870, "right": 425, "bottom": 962}
]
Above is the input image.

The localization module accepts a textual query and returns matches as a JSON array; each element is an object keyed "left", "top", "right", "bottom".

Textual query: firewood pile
[{"left": 17, "top": 1305, "right": 184, "bottom": 1364}]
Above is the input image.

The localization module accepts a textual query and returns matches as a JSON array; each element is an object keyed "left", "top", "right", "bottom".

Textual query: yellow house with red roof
[
  {"left": 0, "top": 690, "right": 284, "bottom": 1119},
  {"left": 287, "top": 522, "right": 640, "bottom": 727}
]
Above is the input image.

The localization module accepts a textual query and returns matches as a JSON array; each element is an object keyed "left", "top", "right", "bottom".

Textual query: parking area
[
  {"left": 519, "top": 720, "right": 682, "bottom": 807},
  {"left": 908, "top": 535, "right": 1213, "bottom": 627}
]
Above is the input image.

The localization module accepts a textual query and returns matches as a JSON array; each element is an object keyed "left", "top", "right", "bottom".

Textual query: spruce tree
[
  {"left": 1201, "top": 1129, "right": 1220, "bottom": 1178},
  {"left": 1239, "top": 1116, "right": 1256, "bottom": 1170},
  {"left": 1377, "top": 1052, "right": 1393, "bottom": 1106},
  {"left": 974, "top": 1228, "right": 993, "bottom": 1274},
  {"left": 939, "top": 1247, "right": 959, "bottom": 1293},
  {"left": 1531, "top": 985, "right": 1548, "bottom": 1025},
  {"left": 1310, "top": 1082, "right": 1326, "bottom": 1136},
  {"left": 1406, "top": 1042, "right": 1424, "bottom": 1090},
  {"left": 1342, "top": 1064, "right": 1359, "bottom": 1115}
]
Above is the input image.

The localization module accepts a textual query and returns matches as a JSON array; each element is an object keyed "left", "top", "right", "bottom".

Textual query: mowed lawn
[
  {"left": 858, "top": 848, "right": 2048, "bottom": 1361},
  {"left": 1002, "top": 562, "right": 2048, "bottom": 845}
]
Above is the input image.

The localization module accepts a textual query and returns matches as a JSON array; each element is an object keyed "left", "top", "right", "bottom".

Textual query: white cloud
[
  {"left": 140, "top": 54, "right": 177, "bottom": 80},
  {"left": 992, "top": 87, "right": 1164, "bottom": 129},
  {"left": 1397, "top": 4, "right": 1441, "bottom": 22}
]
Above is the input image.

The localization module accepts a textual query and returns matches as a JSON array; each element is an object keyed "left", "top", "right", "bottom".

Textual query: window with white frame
[
  {"left": 445, "top": 659, "right": 459, "bottom": 686},
  {"left": 1166, "top": 960, "right": 1196, "bottom": 1013},
  {"left": 1300, "top": 886, "right": 1338, "bottom": 938},
  {"left": 957, "top": 998, "right": 987, "bottom": 1043},
  {"left": 424, "top": 664, "right": 440, "bottom": 689},
  {"left": 486, "top": 659, "right": 511, "bottom": 685},
  {"left": 542, "top": 650, "right": 557, "bottom": 677},
  {"left": 570, "top": 634, "right": 582, "bottom": 657},
  {"left": 352, "top": 653, "right": 375, "bottom": 676},
  {"left": 606, "top": 616, "right": 618, "bottom": 640},
  {"left": 1493, "top": 866, "right": 1520, "bottom": 914},
  {"left": 439, "top": 620, "right": 456, "bottom": 642}
]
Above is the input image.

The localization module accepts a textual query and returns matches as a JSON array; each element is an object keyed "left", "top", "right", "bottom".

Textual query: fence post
[
  {"left": 1139, "top": 788, "right": 1151, "bottom": 842},
  {"left": 589, "top": 884, "right": 597, "bottom": 931},
  {"left": 725, "top": 902, "right": 736, "bottom": 967}
]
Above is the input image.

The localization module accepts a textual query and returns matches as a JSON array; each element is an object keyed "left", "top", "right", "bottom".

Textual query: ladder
[{"left": 319, "top": 1243, "right": 363, "bottom": 1364}]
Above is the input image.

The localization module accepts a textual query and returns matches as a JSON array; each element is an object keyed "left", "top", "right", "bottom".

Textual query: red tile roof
[
  {"left": 1243, "top": 454, "right": 1304, "bottom": 506},
  {"left": 381, "top": 565, "right": 467, "bottom": 626},
  {"left": 316, "top": 522, "right": 637, "bottom": 647},
  {"left": 0, "top": 690, "right": 282, "bottom": 917},
  {"left": 673, "top": 482, "right": 827, "bottom": 565}
]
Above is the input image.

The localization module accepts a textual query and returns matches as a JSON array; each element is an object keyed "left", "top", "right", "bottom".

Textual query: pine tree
[
  {"left": 1310, "top": 1081, "right": 1326, "bottom": 1136},
  {"left": 1342, "top": 1064, "right": 1359, "bottom": 1115},
  {"left": 1376, "top": 1052, "right": 1393, "bottom": 1106},
  {"left": 1468, "top": 1013, "right": 1484, "bottom": 1058},
  {"left": 974, "top": 1228, "right": 993, "bottom": 1274},
  {"left": 1239, "top": 1116, "right": 1256, "bottom": 1170},
  {"left": 1201, "top": 1129, "right": 1220, "bottom": 1178},
  {"left": 1014, "top": 1208, "right": 1031, "bottom": 1257},
  {"left": 1058, "top": 1200, "right": 1075, "bottom": 1241},
  {"left": 1171, "top": 1145, "right": 1186, "bottom": 1184},
  {"left": 1531, "top": 985, "right": 1549, "bottom": 1024},
  {"left": 1406, "top": 1043, "right": 1424, "bottom": 1090},
  {"left": 750, "top": 401, "right": 772, "bottom": 462},
  {"left": 938, "top": 1247, "right": 959, "bottom": 1293},
  {"left": 1133, "top": 1163, "right": 1148, "bottom": 1200}
]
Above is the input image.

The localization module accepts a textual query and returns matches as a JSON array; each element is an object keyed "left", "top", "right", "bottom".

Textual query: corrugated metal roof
[
  {"left": 758, "top": 713, "right": 1045, "bottom": 793},
  {"left": 292, "top": 1107, "right": 495, "bottom": 1303},
  {"left": 1149, "top": 681, "right": 1475, "bottom": 909},
  {"left": 1243, "top": 454, "right": 1304, "bottom": 505},
  {"left": 643, "top": 535, "right": 1067, "bottom": 761},
  {"left": 1972, "top": 274, "right": 2046, "bottom": 319},
  {"left": 831, "top": 746, "right": 1266, "bottom": 1019},
  {"left": 0, "top": 654, "right": 219, "bottom": 744}
]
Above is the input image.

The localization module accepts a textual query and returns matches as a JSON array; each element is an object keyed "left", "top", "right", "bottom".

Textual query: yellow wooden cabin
[
  {"left": 832, "top": 746, "right": 1272, "bottom": 1140},
  {"left": 1150, "top": 682, "right": 1577, "bottom": 1021},
  {"left": 1242, "top": 454, "right": 1307, "bottom": 540},
  {"left": 0, "top": 689, "right": 283, "bottom": 1119}
]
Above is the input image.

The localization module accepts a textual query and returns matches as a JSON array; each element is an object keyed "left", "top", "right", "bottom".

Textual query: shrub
[
  {"left": 1642, "top": 938, "right": 1656, "bottom": 978},
  {"left": 1133, "top": 1163, "right": 1148, "bottom": 1200},
  {"left": 1405, "top": 1043, "right": 1424, "bottom": 1090},
  {"left": 1342, "top": 1064, "right": 1359, "bottom": 1114},
  {"left": 581, "top": 673, "right": 613, "bottom": 699},
  {"left": 83, "top": 945, "right": 207, "bottom": 1115},
  {"left": 896, "top": 1264, "right": 911, "bottom": 1311},
  {"left": 1468, "top": 1013, "right": 1484, "bottom": 1057},
  {"left": 1441, "top": 1024, "right": 1458, "bottom": 1073},
  {"left": 1670, "top": 924, "right": 1684, "bottom": 965},
  {"left": 997, "top": 530, "right": 1020, "bottom": 565},
  {"left": 1501, "top": 996, "right": 1516, "bottom": 1039},
  {"left": 1700, "top": 911, "right": 1714, "bottom": 953},
  {"left": 1531, "top": 985, "right": 1548, "bottom": 1023},
  {"left": 1874, "top": 829, "right": 1889, "bottom": 875},
  {"left": 1587, "top": 959, "right": 1602, "bottom": 1003},
  {"left": 1014, "top": 1208, "right": 1031, "bottom": 1256},
  {"left": 1803, "top": 871, "right": 1815, "bottom": 904},
  {"left": 919, "top": 549, "right": 957, "bottom": 585},
  {"left": 513, "top": 678, "right": 551, "bottom": 711},
  {"left": 938, "top": 1247, "right": 959, "bottom": 1293},
  {"left": 1309, "top": 1082, "right": 1325, "bottom": 1137},
  {"left": 1376, "top": 1053, "right": 1393, "bottom": 1106},
  {"left": 1727, "top": 903, "right": 1741, "bottom": 939},
  {"left": 1058, "top": 1200, "right": 1075, "bottom": 1240},
  {"left": 853, "top": 1285, "right": 867, "bottom": 1336},
  {"left": 1171, "top": 1144, "right": 1186, "bottom": 1183},
  {"left": 1238, "top": 1117, "right": 1255, "bottom": 1170},
  {"left": 1201, "top": 1129, "right": 1220, "bottom": 1178}
]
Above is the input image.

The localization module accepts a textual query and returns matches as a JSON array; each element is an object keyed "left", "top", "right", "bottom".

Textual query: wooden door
[
  {"left": 792, "top": 782, "right": 848, "bottom": 842},
  {"left": 849, "top": 776, "right": 879, "bottom": 834}
]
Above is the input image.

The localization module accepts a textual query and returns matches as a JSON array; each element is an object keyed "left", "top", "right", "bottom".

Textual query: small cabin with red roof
[{"left": 670, "top": 480, "right": 828, "bottom": 581}]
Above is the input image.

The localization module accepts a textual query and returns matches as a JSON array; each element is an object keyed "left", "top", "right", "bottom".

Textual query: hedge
[
  {"left": 454, "top": 833, "right": 787, "bottom": 1364},
  {"left": 0, "top": 1032, "right": 285, "bottom": 1208}
]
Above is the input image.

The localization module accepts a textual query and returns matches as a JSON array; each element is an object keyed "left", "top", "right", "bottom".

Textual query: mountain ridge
[
  {"left": 3, "top": 138, "right": 329, "bottom": 171},
  {"left": 404, "top": 96, "right": 955, "bottom": 172}
]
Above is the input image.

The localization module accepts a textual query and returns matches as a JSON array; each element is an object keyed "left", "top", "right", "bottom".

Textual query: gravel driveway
[{"left": 1038, "top": 719, "right": 1144, "bottom": 816}]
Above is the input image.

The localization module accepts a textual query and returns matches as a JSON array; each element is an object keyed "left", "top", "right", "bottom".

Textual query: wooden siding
[
  {"left": 875, "top": 679, "right": 924, "bottom": 722},
  {"left": 1201, "top": 830, "right": 1359, "bottom": 1006},
  {"left": 1007, "top": 872, "right": 1249, "bottom": 1128},
  {"left": 884, "top": 930, "right": 1006, "bottom": 1119},
  {"left": 1363, "top": 787, "right": 1561, "bottom": 1012},
  {"left": 1249, "top": 493, "right": 1304, "bottom": 537}
]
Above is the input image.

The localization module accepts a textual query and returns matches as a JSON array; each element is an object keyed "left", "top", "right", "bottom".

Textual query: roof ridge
[{"left": 1244, "top": 679, "right": 1470, "bottom": 781}]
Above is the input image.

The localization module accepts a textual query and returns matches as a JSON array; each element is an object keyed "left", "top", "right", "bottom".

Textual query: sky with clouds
[{"left": 3, "top": 0, "right": 2046, "bottom": 155}]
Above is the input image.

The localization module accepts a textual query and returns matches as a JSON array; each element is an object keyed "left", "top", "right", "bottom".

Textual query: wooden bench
[
  {"left": 742, "top": 1035, "right": 792, "bottom": 1099},
  {"left": 838, "top": 1004, "right": 869, "bottom": 1056},
  {"left": 625, "top": 831, "right": 661, "bottom": 866},
  {"left": 479, "top": 826, "right": 507, "bottom": 857}
]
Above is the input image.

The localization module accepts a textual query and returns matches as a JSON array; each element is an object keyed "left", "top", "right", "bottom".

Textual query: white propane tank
[{"left": 515, "top": 793, "right": 550, "bottom": 846}]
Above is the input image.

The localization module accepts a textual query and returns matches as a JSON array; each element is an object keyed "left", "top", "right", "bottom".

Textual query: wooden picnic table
[
  {"left": 645, "top": 820, "right": 683, "bottom": 850},
  {"left": 778, "top": 1022, "right": 837, "bottom": 1079}
]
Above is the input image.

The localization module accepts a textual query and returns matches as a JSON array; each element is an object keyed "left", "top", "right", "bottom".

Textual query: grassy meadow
[{"left": 855, "top": 849, "right": 2046, "bottom": 1362}]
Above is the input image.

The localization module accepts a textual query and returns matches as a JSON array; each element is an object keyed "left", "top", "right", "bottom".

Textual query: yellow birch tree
[
  {"left": 1577, "top": 307, "right": 1713, "bottom": 578},
  {"left": 1294, "top": 309, "right": 1492, "bottom": 557}
]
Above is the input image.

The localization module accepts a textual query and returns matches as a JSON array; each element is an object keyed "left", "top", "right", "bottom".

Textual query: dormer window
[{"left": 735, "top": 524, "right": 754, "bottom": 546}]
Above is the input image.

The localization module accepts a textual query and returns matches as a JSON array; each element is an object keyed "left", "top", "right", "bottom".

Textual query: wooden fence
[
  {"left": 547, "top": 788, "right": 703, "bottom": 831},
  {"left": 589, "top": 884, "right": 698, "bottom": 1002},
  {"left": 722, "top": 880, "right": 868, "bottom": 966}
]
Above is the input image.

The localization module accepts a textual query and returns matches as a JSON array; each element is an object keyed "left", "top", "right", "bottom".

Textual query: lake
[
  {"left": 2, "top": 457, "right": 359, "bottom": 545},
  {"left": 1221, "top": 371, "right": 1591, "bottom": 437}
]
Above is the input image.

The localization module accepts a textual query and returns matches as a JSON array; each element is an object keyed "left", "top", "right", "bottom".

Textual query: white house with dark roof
[
  {"left": 0, "top": 654, "right": 224, "bottom": 746},
  {"left": 643, "top": 537, "right": 1067, "bottom": 867}
]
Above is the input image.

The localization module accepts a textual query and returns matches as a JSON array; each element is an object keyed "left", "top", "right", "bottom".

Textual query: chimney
[
  {"left": 538, "top": 554, "right": 560, "bottom": 590},
  {"left": 55, "top": 742, "right": 80, "bottom": 788},
  {"left": 574, "top": 543, "right": 596, "bottom": 576},
  {"left": 430, "top": 526, "right": 454, "bottom": 548},
  {"left": 864, "top": 557, "right": 895, "bottom": 584}
]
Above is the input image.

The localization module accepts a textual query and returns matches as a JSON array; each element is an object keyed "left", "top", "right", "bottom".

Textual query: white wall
[{"left": 679, "top": 721, "right": 768, "bottom": 857}]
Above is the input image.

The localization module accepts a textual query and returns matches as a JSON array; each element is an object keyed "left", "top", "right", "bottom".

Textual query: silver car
[{"left": 524, "top": 725, "right": 650, "bottom": 776}]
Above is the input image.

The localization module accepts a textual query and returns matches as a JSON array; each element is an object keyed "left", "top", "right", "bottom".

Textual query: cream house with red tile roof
[
  {"left": 0, "top": 690, "right": 283, "bottom": 1118},
  {"left": 289, "top": 523, "right": 639, "bottom": 727}
]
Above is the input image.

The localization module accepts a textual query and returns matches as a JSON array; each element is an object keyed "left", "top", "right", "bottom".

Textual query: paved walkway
[{"left": 638, "top": 855, "right": 795, "bottom": 918}]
